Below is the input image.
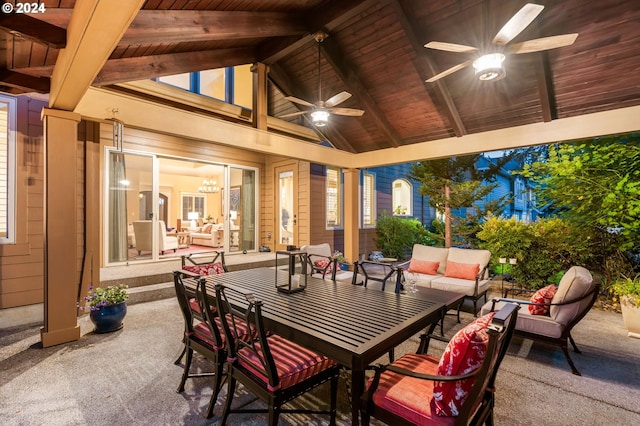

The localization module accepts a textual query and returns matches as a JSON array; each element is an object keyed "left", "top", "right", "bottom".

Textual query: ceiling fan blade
[
  {"left": 425, "top": 60, "right": 472, "bottom": 83},
  {"left": 492, "top": 3, "right": 544, "bottom": 46},
  {"left": 279, "top": 111, "right": 308, "bottom": 118},
  {"left": 328, "top": 107, "right": 365, "bottom": 117},
  {"left": 424, "top": 41, "right": 478, "bottom": 53},
  {"left": 507, "top": 33, "right": 579, "bottom": 54},
  {"left": 285, "top": 96, "right": 315, "bottom": 107},
  {"left": 324, "top": 91, "right": 352, "bottom": 108}
]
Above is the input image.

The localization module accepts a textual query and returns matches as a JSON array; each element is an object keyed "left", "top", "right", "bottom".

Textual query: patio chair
[
  {"left": 481, "top": 265, "right": 601, "bottom": 375},
  {"left": 214, "top": 282, "right": 340, "bottom": 426},
  {"left": 172, "top": 273, "right": 226, "bottom": 418},
  {"left": 300, "top": 243, "right": 353, "bottom": 281},
  {"left": 181, "top": 250, "right": 228, "bottom": 275},
  {"left": 361, "top": 303, "right": 519, "bottom": 426}
]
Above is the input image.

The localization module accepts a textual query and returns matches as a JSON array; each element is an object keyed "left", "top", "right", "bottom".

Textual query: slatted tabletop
[{"left": 189, "top": 267, "right": 443, "bottom": 425}]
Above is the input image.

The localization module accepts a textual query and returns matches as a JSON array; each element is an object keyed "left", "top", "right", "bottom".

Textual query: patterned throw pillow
[
  {"left": 444, "top": 261, "right": 480, "bottom": 280},
  {"left": 431, "top": 312, "right": 495, "bottom": 417},
  {"left": 183, "top": 262, "right": 225, "bottom": 276},
  {"left": 202, "top": 223, "right": 213, "bottom": 233},
  {"left": 529, "top": 284, "right": 557, "bottom": 315},
  {"left": 314, "top": 259, "right": 333, "bottom": 272},
  {"left": 408, "top": 259, "right": 439, "bottom": 275}
]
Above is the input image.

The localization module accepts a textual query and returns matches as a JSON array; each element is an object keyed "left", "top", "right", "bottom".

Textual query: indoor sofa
[
  {"left": 190, "top": 223, "right": 223, "bottom": 247},
  {"left": 399, "top": 244, "right": 492, "bottom": 315}
]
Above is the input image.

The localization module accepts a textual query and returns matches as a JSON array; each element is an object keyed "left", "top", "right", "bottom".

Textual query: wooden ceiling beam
[
  {"left": 320, "top": 37, "right": 403, "bottom": 148},
  {"left": 258, "top": 0, "right": 376, "bottom": 64},
  {"left": 0, "top": 14, "right": 66, "bottom": 48},
  {"left": 535, "top": 52, "right": 557, "bottom": 122},
  {"left": 94, "top": 47, "right": 257, "bottom": 86},
  {"left": 391, "top": 0, "right": 467, "bottom": 137},
  {"left": 0, "top": 70, "right": 50, "bottom": 93}
]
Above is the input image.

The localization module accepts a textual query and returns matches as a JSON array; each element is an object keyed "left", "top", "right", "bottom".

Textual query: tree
[
  {"left": 520, "top": 134, "right": 640, "bottom": 252},
  {"left": 408, "top": 154, "right": 511, "bottom": 247}
]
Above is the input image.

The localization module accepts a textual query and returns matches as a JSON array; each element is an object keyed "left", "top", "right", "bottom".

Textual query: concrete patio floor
[{"left": 1, "top": 279, "right": 640, "bottom": 425}]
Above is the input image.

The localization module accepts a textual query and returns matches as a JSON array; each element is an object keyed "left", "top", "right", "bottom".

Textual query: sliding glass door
[{"left": 227, "top": 167, "right": 256, "bottom": 253}]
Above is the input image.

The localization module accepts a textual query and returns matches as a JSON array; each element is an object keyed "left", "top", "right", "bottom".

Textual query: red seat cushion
[
  {"left": 431, "top": 312, "right": 495, "bottom": 417},
  {"left": 191, "top": 314, "right": 255, "bottom": 350},
  {"left": 444, "top": 261, "right": 480, "bottom": 280},
  {"left": 183, "top": 262, "right": 225, "bottom": 276},
  {"left": 188, "top": 297, "right": 216, "bottom": 315},
  {"left": 371, "top": 353, "right": 456, "bottom": 425},
  {"left": 529, "top": 284, "right": 558, "bottom": 315},
  {"left": 238, "top": 334, "right": 336, "bottom": 390},
  {"left": 409, "top": 259, "right": 440, "bottom": 275}
]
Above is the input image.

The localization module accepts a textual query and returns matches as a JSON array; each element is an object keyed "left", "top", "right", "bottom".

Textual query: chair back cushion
[
  {"left": 446, "top": 248, "right": 491, "bottom": 279},
  {"left": 550, "top": 266, "right": 594, "bottom": 325},
  {"left": 431, "top": 312, "right": 495, "bottom": 417},
  {"left": 183, "top": 262, "right": 225, "bottom": 276},
  {"left": 301, "top": 243, "right": 332, "bottom": 257},
  {"left": 529, "top": 284, "right": 558, "bottom": 315},
  {"left": 411, "top": 244, "right": 449, "bottom": 275}
]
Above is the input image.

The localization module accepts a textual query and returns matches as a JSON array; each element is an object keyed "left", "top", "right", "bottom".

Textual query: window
[
  {"left": 0, "top": 95, "right": 16, "bottom": 244},
  {"left": 181, "top": 193, "right": 205, "bottom": 223},
  {"left": 157, "top": 73, "right": 191, "bottom": 91},
  {"left": 392, "top": 179, "right": 412, "bottom": 216},
  {"left": 362, "top": 171, "right": 376, "bottom": 227},
  {"left": 326, "top": 167, "right": 341, "bottom": 227},
  {"left": 199, "top": 69, "right": 226, "bottom": 101}
]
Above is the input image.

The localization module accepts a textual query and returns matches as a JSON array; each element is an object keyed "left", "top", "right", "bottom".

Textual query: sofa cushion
[
  {"left": 431, "top": 312, "right": 495, "bottom": 416},
  {"left": 446, "top": 248, "right": 491, "bottom": 279},
  {"left": 202, "top": 223, "right": 213, "bottom": 233},
  {"left": 431, "top": 276, "right": 490, "bottom": 297},
  {"left": 529, "top": 284, "right": 557, "bottom": 315},
  {"left": 444, "top": 261, "right": 479, "bottom": 281},
  {"left": 411, "top": 244, "right": 450, "bottom": 275},
  {"left": 550, "top": 266, "right": 594, "bottom": 325},
  {"left": 409, "top": 258, "right": 440, "bottom": 275}
]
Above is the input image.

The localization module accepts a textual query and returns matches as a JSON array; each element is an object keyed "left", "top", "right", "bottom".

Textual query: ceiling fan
[
  {"left": 424, "top": 3, "right": 578, "bottom": 83},
  {"left": 280, "top": 31, "right": 364, "bottom": 127}
]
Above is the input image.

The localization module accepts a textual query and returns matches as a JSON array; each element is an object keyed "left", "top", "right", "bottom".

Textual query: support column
[
  {"left": 40, "top": 108, "right": 81, "bottom": 347},
  {"left": 251, "top": 62, "right": 268, "bottom": 130},
  {"left": 343, "top": 168, "right": 360, "bottom": 267}
]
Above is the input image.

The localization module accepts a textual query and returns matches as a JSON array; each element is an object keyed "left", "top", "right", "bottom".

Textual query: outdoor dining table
[{"left": 188, "top": 267, "right": 444, "bottom": 425}]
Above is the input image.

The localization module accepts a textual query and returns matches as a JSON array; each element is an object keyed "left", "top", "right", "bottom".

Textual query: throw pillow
[
  {"left": 408, "top": 259, "right": 439, "bottom": 275},
  {"left": 431, "top": 312, "right": 495, "bottom": 417},
  {"left": 314, "top": 259, "right": 333, "bottom": 272},
  {"left": 202, "top": 223, "right": 213, "bottom": 233},
  {"left": 183, "top": 262, "right": 225, "bottom": 276},
  {"left": 444, "top": 261, "right": 480, "bottom": 280},
  {"left": 529, "top": 284, "right": 557, "bottom": 315}
]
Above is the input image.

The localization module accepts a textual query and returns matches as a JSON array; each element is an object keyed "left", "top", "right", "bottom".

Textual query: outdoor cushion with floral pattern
[
  {"left": 182, "top": 262, "right": 225, "bottom": 276},
  {"left": 529, "top": 284, "right": 558, "bottom": 315}
]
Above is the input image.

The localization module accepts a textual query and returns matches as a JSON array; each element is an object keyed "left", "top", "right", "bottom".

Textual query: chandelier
[{"left": 198, "top": 179, "right": 219, "bottom": 193}]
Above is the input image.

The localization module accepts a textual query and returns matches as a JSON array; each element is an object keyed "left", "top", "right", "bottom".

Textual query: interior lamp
[
  {"left": 472, "top": 53, "right": 506, "bottom": 81},
  {"left": 310, "top": 109, "right": 329, "bottom": 127},
  {"left": 188, "top": 212, "right": 199, "bottom": 228}
]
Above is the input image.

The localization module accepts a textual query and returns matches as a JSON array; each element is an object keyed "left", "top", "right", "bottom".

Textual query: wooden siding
[{"left": 0, "top": 96, "right": 46, "bottom": 308}]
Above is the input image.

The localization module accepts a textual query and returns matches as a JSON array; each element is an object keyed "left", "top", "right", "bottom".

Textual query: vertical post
[
  {"left": 343, "top": 168, "right": 359, "bottom": 270},
  {"left": 251, "top": 62, "right": 268, "bottom": 130},
  {"left": 40, "top": 108, "right": 81, "bottom": 347}
]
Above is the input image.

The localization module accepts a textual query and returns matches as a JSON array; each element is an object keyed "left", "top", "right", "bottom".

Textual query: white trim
[{"left": 0, "top": 95, "right": 17, "bottom": 244}]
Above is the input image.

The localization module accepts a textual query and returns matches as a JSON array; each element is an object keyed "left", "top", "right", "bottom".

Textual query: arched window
[{"left": 392, "top": 179, "right": 412, "bottom": 216}]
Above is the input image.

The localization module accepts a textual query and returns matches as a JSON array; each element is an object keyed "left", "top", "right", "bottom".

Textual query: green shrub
[
  {"left": 477, "top": 215, "right": 594, "bottom": 289},
  {"left": 374, "top": 211, "right": 428, "bottom": 260}
]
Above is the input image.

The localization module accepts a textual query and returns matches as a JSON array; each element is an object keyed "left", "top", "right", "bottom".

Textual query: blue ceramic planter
[{"left": 90, "top": 302, "right": 127, "bottom": 333}]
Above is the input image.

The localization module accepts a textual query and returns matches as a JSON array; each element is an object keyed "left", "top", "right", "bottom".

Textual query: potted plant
[
  {"left": 611, "top": 274, "right": 640, "bottom": 339},
  {"left": 333, "top": 250, "right": 350, "bottom": 271},
  {"left": 84, "top": 285, "right": 129, "bottom": 333}
]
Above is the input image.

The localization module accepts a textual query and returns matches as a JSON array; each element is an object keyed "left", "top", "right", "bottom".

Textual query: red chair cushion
[
  {"left": 444, "top": 261, "right": 480, "bottom": 280},
  {"left": 431, "top": 312, "right": 495, "bottom": 417},
  {"left": 213, "top": 313, "right": 257, "bottom": 350},
  {"left": 238, "top": 334, "right": 336, "bottom": 390},
  {"left": 183, "top": 262, "right": 225, "bottom": 276},
  {"left": 371, "top": 353, "right": 456, "bottom": 425},
  {"left": 529, "top": 284, "right": 558, "bottom": 315},
  {"left": 408, "top": 259, "right": 440, "bottom": 275},
  {"left": 314, "top": 259, "right": 334, "bottom": 272}
]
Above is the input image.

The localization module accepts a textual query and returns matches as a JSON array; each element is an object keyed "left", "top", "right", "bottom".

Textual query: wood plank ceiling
[{"left": 1, "top": 0, "right": 639, "bottom": 154}]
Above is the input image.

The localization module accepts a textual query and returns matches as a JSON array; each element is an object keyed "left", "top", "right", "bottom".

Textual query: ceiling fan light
[
  {"left": 311, "top": 109, "right": 330, "bottom": 127},
  {"left": 473, "top": 53, "right": 506, "bottom": 81}
]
